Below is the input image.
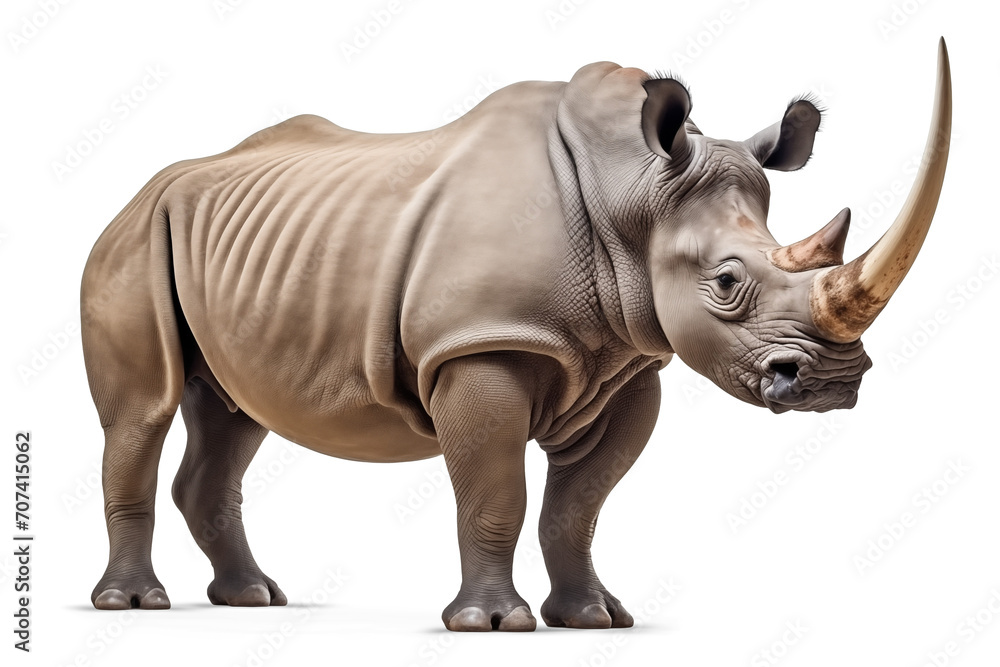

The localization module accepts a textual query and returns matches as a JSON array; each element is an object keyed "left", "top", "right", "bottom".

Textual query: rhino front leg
[
  {"left": 431, "top": 354, "right": 537, "bottom": 632},
  {"left": 539, "top": 366, "right": 660, "bottom": 629}
]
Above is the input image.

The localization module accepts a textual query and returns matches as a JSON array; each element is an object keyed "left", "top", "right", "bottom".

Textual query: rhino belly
[{"left": 238, "top": 391, "right": 441, "bottom": 463}]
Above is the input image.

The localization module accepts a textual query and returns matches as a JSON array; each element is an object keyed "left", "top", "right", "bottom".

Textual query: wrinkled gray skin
[{"left": 83, "top": 62, "right": 874, "bottom": 630}]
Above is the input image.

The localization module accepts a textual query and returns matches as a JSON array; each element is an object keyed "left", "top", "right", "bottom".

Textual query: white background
[{"left": 3, "top": 0, "right": 999, "bottom": 665}]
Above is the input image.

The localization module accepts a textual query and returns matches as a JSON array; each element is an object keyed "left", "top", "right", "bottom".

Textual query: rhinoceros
[{"left": 81, "top": 39, "right": 951, "bottom": 631}]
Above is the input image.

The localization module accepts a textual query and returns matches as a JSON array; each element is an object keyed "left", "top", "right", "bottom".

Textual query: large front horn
[{"left": 810, "top": 38, "right": 952, "bottom": 343}]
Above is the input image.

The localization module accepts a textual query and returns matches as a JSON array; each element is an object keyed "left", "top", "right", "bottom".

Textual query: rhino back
[{"left": 159, "top": 83, "right": 607, "bottom": 461}]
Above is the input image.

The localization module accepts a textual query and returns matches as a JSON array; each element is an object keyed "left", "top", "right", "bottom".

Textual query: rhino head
[{"left": 557, "top": 40, "right": 951, "bottom": 413}]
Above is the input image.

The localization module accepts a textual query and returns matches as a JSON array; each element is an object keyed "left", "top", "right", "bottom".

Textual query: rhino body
[
  {"left": 82, "top": 44, "right": 951, "bottom": 630},
  {"left": 111, "top": 84, "right": 662, "bottom": 463}
]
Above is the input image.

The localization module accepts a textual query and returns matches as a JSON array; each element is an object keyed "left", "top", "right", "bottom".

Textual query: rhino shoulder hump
[{"left": 226, "top": 113, "right": 344, "bottom": 154}]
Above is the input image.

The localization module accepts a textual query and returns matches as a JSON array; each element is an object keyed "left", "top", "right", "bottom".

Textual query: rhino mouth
[
  {"left": 765, "top": 362, "right": 801, "bottom": 405},
  {"left": 756, "top": 348, "right": 869, "bottom": 414},
  {"left": 759, "top": 353, "right": 809, "bottom": 414}
]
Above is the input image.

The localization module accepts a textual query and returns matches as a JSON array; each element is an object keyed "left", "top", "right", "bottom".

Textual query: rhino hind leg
[
  {"left": 82, "top": 207, "right": 185, "bottom": 610},
  {"left": 430, "top": 355, "right": 538, "bottom": 631},
  {"left": 172, "top": 376, "right": 286, "bottom": 607},
  {"left": 89, "top": 413, "right": 176, "bottom": 610},
  {"left": 538, "top": 366, "right": 660, "bottom": 629}
]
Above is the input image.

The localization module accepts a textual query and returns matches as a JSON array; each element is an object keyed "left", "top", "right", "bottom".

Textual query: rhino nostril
[
  {"left": 772, "top": 362, "right": 799, "bottom": 381},
  {"left": 765, "top": 361, "right": 803, "bottom": 407}
]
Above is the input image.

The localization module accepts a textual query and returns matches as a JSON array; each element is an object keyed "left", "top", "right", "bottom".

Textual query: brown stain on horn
[
  {"left": 809, "top": 263, "right": 886, "bottom": 343},
  {"left": 769, "top": 208, "right": 850, "bottom": 272}
]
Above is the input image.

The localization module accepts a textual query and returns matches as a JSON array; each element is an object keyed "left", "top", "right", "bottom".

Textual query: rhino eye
[
  {"left": 700, "top": 261, "right": 749, "bottom": 319},
  {"left": 716, "top": 273, "right": 737, "bottom": 289}
]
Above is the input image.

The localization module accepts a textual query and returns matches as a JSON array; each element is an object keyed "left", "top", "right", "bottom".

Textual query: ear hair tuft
[
  {"left": 787, "top": 92, "right": 827, "bottom": 133},
  {"left": 642, "top": 70, "right": 692, "bottom": 99}
]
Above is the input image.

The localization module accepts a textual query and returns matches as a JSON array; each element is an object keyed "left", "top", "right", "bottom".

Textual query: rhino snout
[
  {"left": 759, "top": 355, "right": 808, "bottom": 413},
  {"left": 764, "top": 362, "right": 802, "bottom": 407},
  {"left": 758, "top": 348, "right": 870, "bottom": 414}
]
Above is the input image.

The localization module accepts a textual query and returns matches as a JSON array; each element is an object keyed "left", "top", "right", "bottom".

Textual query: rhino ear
[
  {"left": 641, "top": 78, "right": 693, "bottom": 159},
  {"left": 744, "top": 96, "right": 823, "bottom": 171}
]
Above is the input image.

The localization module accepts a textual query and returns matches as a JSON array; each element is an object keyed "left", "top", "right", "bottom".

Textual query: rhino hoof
[
  {"left": 208, "top": 573, "right": 287, "bottom": 607},
  {"left": 446, "top": 607, "right": 491, "bottom": 632},
  {"left": 444, "top": 605, "right": 537, "bottom": 632},
  {"left": 576, "top": 604, "right": 615, "bottom": 629},
  {"left": 93, "top": 586, "right": 170, "bottom": 610},
  {"left": 498, "top": 606, "right": 537, "bottom": 632},
  {"left": 542, "top": 594, "right": 634, "bottom": 629}
]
